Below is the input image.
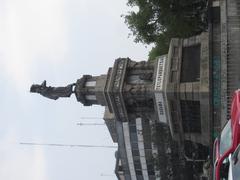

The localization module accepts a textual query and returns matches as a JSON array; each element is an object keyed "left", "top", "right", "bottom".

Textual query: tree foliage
[{"left": 123, "top": 0, "right": 208, "bottom": 60}]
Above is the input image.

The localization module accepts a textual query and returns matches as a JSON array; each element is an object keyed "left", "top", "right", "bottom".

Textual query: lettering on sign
[
  {"left": 155, "top": 93, "right": 167, "bottom": 123},
  {"left": 113, "top": 60, "right": 125, "bottom": 90},
  {"left": 157, "top": 101, "right": 164, "bottom": 115},
  {"left": 155, "top": 56, "right": 166, "bottom": 91},
  {"left": 114, "top": 94, "right": 126, "bottom": 120}
]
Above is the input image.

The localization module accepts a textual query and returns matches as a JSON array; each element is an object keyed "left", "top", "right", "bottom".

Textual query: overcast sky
[{"left": 0, "top": 0, "right": 151, "bottom": 180}]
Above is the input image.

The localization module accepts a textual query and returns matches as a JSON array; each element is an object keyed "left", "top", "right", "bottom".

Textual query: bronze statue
[{"left": 30, "top": 80, "right": 75, "bottom": 100}]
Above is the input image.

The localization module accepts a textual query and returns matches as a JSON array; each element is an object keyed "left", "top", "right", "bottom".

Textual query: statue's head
[{"left": 30, "top": 84, "right": 42, "bottom": 93}]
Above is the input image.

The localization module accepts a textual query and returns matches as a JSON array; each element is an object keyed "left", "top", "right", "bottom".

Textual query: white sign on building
[
  {"left": 154, "top": 56, "right": 168, "bottom": 124},
  {"left": 154, "top": 55, "right": 166, "bottom": 91}
]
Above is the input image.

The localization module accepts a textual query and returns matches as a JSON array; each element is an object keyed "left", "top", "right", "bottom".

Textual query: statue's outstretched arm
[{"left": 41, "top": 80, "right": 47, "bottom": 87}]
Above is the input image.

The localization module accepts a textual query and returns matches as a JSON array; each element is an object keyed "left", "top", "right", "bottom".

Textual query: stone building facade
[
  {"left": 72, "top": 34, "right": 211, "bottom": 179},
  {"left": 165, "top": 32, "right": 210, "bottom": 146}
]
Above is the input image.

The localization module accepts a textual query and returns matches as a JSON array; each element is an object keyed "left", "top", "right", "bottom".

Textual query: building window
[
  {"left": 180, "top": 45, "right": 200, "bottom": 82},
  {"left": 134, "top": 159, "right": 142, "bottom": 170},
  {"left": 147, "top": 164, "right": 155, "bottom": 175},
  {"left": 180, "top": 100, "right": 201, "bottom": 133},
  {"left": 129, "top": 125, "right": 137, "bottom": 133},
  {"left": 136, "top": 171, "right": 143, "bottom": 176},
  {"left": 130, "top": 132, "right": 138, "bottom": 142},
  {"left": 85, "top": 95, "right": 97, "bottom": 101},
  {"left": 132, "top": 150, "right": 140, "bottom": 156},
  {"left": 85, "top": 81, "right": 96, "bottom": 87},
  {"left": 136, "top": 175, "right": 144, "bottom": 180},
  {"left": 144, "top": 142, "right": 152, "bottom": 150},
  {"left": 131, "top": 142, "right": 138, "bottom": 150}
]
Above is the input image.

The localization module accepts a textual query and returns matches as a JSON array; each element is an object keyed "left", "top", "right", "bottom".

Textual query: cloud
[
  {"left": 0, "top": 0, "right": 69, "bottom": 91},
  {"left": 0, "top": 128, "right": 47, "bottom": 180},
  {"left": 32, "top": 147, "right": 48, "bottom": 180}
]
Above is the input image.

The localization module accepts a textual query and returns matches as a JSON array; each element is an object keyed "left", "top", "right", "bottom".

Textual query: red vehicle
[{"left": 213, "top": 90, "right": 240, "bottom": 180}]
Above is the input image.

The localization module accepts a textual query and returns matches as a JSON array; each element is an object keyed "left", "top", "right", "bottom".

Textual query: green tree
[
  {"left": 148, "top": 33, "right": 170, "bottom": 61},
  {"left": 124, "top": 0, "right": 207, "bottom": 60}
]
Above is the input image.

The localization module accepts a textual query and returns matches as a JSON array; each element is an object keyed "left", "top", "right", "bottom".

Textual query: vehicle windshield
[
  {"left": 231, "top": 149, "right": 240, "bottom": 179},
  {"left": 219, "top": 121, "right": 232, "bottom": 156}
]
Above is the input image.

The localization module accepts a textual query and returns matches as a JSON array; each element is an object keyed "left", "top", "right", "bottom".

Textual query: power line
[
  {"left": 20, "top": 142, "right": 117, "bottom": 149},
  {"left": 100, "top": 173, "right": 115, "bottom": 177},
  {"left": 80, "top": 117, "right": 102, "bottom": 119},
  {"left": 77, "top": 122, "right": 106, "bottom": 126}
]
